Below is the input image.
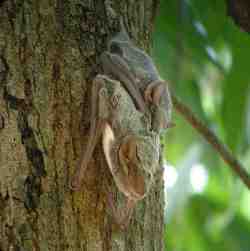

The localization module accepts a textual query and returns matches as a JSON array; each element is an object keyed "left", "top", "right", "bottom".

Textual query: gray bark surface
[{"left": 0, "top": 1, "right": 164, "bottom": 250}]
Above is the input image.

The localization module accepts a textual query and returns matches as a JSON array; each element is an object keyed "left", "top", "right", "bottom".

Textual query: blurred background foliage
[{"left": 152, "top": 0, "right": 250, "bottom": 250}]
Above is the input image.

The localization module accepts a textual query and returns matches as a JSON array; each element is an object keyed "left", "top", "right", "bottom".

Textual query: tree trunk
[{"left": 0, "top": 1, "right": 164, "bottom": 250}]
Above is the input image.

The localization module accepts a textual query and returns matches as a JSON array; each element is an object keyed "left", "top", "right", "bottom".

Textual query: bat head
[{"left": 102, "top": 123, "right": 159, "bottom": 200}]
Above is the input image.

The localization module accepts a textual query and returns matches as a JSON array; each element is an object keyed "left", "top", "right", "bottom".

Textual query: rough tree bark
[{"left": 0, "top": 0, "right": 165, "bottom": 250}]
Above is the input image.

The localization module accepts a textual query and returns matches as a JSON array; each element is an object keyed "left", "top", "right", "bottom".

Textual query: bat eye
[{"left": 110, "top": 42, "right": 123, "bottom": 56}]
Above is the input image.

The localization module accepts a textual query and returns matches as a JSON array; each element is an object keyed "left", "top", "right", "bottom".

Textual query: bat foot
[{"left": 144, "top": 80, "right": 165, "bottom": 106}]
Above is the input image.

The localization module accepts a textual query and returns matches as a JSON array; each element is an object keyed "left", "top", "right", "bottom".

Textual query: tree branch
[{"left": 172, "top": 94, "right": 250, "bottom": 190}]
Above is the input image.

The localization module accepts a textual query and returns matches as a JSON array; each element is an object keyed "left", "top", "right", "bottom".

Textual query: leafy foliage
[{"left": 153, "top": 1, "right": 250, "bottom": 250}]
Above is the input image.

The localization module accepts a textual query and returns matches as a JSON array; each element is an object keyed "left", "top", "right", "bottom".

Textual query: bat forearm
[{"left": 70, "top": 77, "right": 106, "bottom": 190}]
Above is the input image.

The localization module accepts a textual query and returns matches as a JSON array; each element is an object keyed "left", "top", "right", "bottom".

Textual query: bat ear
[
  {"left": 109, "top": 41, "right": 124, "bottom": 56},
  {"left": 118, "top": 17, "right": 130, "bottom": 41},
  {"left": 102, "top": 122, "right": 120, "bottom": 175},
  {"left": 108, "top": 17, "right": 130, "bottom": 49},
  {"left": 119, "top": 136, "right": 140, "bottom": 166},
  {"left": 102, "top": 122, "right": 115, "bottom": 159}
]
